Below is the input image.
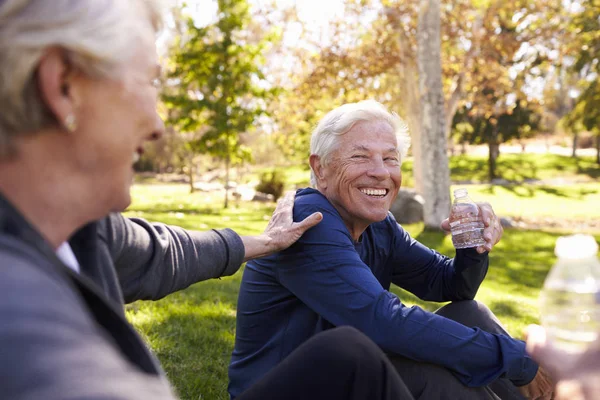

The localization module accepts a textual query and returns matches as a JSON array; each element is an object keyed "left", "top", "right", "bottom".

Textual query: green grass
[
  {"left": 123, "top": 153, "right": 600, "bottom": 399},
  {"left": 462, "top": 183, "right": 599, "bottom": 220},
  {"left": 446, "top": 153, "right": 599, "bottom": 184}
]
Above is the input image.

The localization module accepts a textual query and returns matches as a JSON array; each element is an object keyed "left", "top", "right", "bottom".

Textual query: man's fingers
[
  {"left": 440, "top": 218, "right": 451, "bottom": 232},
  {"left": 526, "top": 325, "right": 568, "bottom": 380},
  {"left": 525, "top": 324, "right": 547, "bottom": 358}
]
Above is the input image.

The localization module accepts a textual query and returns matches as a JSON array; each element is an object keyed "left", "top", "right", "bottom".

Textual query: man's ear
[
  {"left": 37, "top": 48, "right": 79, "bottom": 131},
  {"left": 309, "top": 154, "right": 326, "bottom": 189}
]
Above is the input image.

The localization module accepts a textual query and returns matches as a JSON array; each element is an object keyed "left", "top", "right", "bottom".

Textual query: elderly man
[{"left": 228, "top": 100, "right": 553, "bottom": 399}]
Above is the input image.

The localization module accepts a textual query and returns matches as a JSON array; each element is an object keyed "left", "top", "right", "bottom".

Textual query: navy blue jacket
[{"left": 228, "top": 188, "right": 537, "bottom": 397}]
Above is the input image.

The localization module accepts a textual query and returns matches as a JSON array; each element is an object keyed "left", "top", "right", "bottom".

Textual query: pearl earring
[{"left": 64, "top": 114, "right": 77, "bottom": 132}]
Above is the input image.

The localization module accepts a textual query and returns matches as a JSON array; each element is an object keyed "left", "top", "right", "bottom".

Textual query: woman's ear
[{"left": 37, "top": 49, "right": 79, "bottom": 131}]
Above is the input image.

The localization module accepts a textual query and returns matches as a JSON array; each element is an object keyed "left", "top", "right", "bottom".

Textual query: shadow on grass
[
  {"left": 489, "top": 299, "right": 521, "bottom": 320},
  {"left": 447, "top": 153, "right": 600, "bottom": 183},
  {"left": 480, "top": 183, "right": 598, "bottom": 199},
  {"left": 484, "top": 228, "right": 564, "bottom": 289}
]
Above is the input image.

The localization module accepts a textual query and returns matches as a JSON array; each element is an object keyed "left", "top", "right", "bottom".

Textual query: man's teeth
[
  {"left": 133, "top": 152, "right": 140, "bottom": 164},
  {"left": 360, "top": 189, "right": 387, "bottom": 196}
]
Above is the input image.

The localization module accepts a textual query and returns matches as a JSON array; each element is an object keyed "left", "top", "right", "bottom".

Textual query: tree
[
  {"left": 417, "top": 0, "right": 451, "bottom": 229},
  {"left": 566, "top": 0, "right": 600, "bottom": 164},
  {"left": 453, "top": 97, "right": 542, "bottom": 180},
  {"left": 163, "top": 0, "right": 274, "bottom": 206}
]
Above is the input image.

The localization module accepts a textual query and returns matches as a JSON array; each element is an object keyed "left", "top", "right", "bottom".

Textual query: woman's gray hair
[
  {"left": 0, "top": 0, "right": 163, "bottom": 160},
  {"left": 309, "top": 100, "right": 411, "bottom": 186}
]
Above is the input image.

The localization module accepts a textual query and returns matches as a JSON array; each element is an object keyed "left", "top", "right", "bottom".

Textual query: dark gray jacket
[{"left": 0, "top": 195, "right": 245, "bottom": 399}]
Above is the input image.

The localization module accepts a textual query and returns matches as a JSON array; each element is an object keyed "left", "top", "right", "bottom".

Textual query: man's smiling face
[{"left": 313, "top": 119, "right": 402, "bottom": 240}]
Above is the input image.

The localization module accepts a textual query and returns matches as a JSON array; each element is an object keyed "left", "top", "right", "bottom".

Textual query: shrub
[{"left": 255, "top": 169, "right": 285, "bottom": 201}]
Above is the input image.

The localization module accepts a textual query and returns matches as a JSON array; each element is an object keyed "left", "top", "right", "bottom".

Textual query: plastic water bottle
[
  {"left": 449, "top": 188, "right": 485, "bottom": 249},
  {"left": 539, "top": 234, "right": 600, "bottom": 354}
]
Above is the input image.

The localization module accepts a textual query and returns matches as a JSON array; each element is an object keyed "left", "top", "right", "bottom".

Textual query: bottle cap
[
  {"left": 555, "top": 234, "right": 599, "bottom": 259},
  {"left": 453, "top": 188, "right": 468, "bottom": 198}
]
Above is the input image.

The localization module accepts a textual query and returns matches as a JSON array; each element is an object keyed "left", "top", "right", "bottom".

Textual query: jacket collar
[{"left": 0, "top": 192, "right": 61, "bottom": 264}]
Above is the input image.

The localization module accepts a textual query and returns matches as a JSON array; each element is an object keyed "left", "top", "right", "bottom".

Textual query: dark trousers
[
  {"left": 387, "top": 300, "right": 527, "bottom": 400},
  {"left": 237, "top": 326, "right": 414, "bottom": 400}
]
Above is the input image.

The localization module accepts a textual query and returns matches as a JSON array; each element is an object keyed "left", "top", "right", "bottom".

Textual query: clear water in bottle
[
  {"left": 540, "top": 285, "right": 600, "bottom": 353},
  {"left": 539, "top": 234, "right": 600, "bottom": 354},
  {"left": 449, "top": 188, "right": 485, "bottom": 249}
]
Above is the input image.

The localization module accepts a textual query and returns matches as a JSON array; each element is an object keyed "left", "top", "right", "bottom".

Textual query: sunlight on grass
[{"left": 465, "top": 183, "right": 599, "bottom": 219}]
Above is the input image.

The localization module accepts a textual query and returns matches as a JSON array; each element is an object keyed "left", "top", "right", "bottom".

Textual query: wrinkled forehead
[{"left": 338, "top": 120, "right": 399, "bottom": 148}]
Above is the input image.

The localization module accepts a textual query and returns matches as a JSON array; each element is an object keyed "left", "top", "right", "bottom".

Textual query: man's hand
[
  {"left": 242, "top": 191, "right": 322, "bottom": 262},
  {"left": 526, "top": 324, "right": 600, "bottom": 400},
  {"left": 516, "top": 365, "right": 554, "bottom": 400},
  {"left": 263, "top": 191, "right": 323, "bottom": 251},
  {"left": 441, "top": 201, "right": 503, "bottom": 254}
]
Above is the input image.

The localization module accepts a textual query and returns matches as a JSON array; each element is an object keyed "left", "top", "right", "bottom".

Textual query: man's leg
[
  {"left": 386, "top": 354, "right": 500, "bottom": 400},
  {"left": 386, "top": 299, "right": 527, "bottom": 400},
  {"left": 435, "top": 300, "right": 527, "bottom": 400},
  {"left": 237, "top": 326, "right": 414, "bottom": 400}
]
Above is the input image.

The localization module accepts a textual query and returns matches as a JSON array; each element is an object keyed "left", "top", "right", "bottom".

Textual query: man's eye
[{"left": 351, "top": 155, "right": 367, "bottom": 159}]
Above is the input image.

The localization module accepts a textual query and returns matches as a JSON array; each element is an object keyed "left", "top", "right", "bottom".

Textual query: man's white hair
[
  {"left": 309, "top": 100, "right": 411, "bottom": 186},
  {"left": 0, "top": 0, "right": 163, "bottom": 160}
]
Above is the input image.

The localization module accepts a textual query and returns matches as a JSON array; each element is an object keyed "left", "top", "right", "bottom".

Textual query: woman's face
[{"left": 69, "top": 32, "right": 163, "bottom": 214}]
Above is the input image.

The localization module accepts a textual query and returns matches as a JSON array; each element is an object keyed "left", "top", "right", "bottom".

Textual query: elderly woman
[{"left": 0, "top": 1, "right": 414, "bottom": 399}]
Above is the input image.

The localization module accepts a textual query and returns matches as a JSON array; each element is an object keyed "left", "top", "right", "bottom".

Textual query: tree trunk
[
  {"left": 385, "top": 6, "right": 423, "bottom": 195},
  {"left": 572, "top": 132, "right": 579, "bottom": 158},
  {"left": 399, "top": 63, "right": 423, "bottom": 194},
  {"left": 488, "top": 127, "right": 499, "bottom": 182},
  {"left": 188, "top": 156, "right": 195, "bottom": 194},
  {"left": 224, "top": 155, "right": 230, "bottom": 209},
  {"left": 417, "top": 0, "right": 451, "bottom": 230},
  {"left": 596, "top": 135, "right": 600, "bottom": 165}
]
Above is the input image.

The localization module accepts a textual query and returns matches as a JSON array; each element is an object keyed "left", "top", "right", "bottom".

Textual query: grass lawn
[{"left": 124, "top": 153, "right": 600, "bottom": 400}]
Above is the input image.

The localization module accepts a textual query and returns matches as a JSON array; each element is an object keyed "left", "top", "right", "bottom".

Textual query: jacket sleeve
[
  {"left": 388, "top": 220, "right": 489, "bottom": 302},
  {"left": 276, "top": 207, "right": 537, "bottom": 388},
  {"left": 0, "top": 244, "right": 177, "bottom": 400},
  {"left": 101, "top": 213, "right": 245, "bottom": 303}
]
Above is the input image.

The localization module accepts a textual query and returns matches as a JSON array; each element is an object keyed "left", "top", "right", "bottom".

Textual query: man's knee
[
  {"left": 312, "top": 326, "right": 385, "bottom": 368},
  {"left": 435, "top": 300, "right": 505, "bottom": 334}
]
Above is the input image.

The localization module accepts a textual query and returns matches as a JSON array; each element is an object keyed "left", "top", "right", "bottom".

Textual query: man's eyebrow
[
  {"left": 349, "top": 144, "right": 370, "bottom": 152},
  {"left": 348, "top": 145, "right": 398, "bottom": 153}
]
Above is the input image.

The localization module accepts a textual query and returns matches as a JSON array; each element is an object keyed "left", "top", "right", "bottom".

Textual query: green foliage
[
  {"left": 564, "top": 0, "right": 600, "bottom": 161},
  {"left": 452, "top": 98, "right": 542, "bottom": 146},
  {"left": 163, "top": 0, "right": 277, "bottom": 184},
  {"left": 254, "top": 169, "right": 285, "bottom": 201}
]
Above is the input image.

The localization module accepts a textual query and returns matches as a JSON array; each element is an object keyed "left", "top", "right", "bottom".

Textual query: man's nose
[{"left": 367, "top": 158, "right": 390, "bottom": 180}]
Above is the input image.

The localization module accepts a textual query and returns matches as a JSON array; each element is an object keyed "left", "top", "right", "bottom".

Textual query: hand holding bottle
[
  {"left": 527, "top": 324, "right": 600, "bottom": 400},
  {"left": 440, "top": 189, "right": 503, "bottom": 254}
]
